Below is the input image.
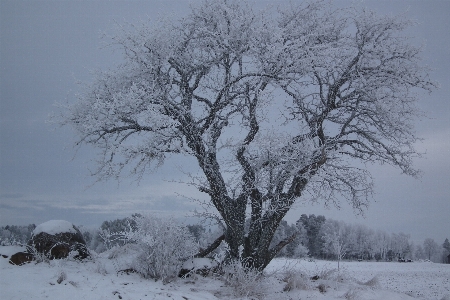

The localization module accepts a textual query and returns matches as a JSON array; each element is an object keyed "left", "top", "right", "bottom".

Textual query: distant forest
[{"left": 2, "top": 214, "right": 449, "bottom": 264}]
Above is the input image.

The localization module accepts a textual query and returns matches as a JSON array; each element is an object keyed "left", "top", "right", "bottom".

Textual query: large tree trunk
[{"left": 241, "top": 222, "right": 297, "bottom": 270}]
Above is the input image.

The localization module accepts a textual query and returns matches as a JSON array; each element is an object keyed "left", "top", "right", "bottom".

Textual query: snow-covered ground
[
  {"left": 1, "top": 245, "right": 449, "bottom": 300},
  {"left": 266, "top": 258, "right": 450, "bottom": 300}
]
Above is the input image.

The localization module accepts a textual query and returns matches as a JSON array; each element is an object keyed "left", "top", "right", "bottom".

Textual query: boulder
[
  {"left": 9, "top": 252, "right": 34, "bottom": 266},
  {"left": 28, "top": 220, "right": 89, "bottom": 260}
]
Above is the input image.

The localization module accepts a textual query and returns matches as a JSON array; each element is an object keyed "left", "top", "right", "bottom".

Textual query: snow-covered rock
[
  {"left": 28, "top": 220, "right": 89, "bottom": 260},
  {"left": 32, "top": 220, "right": 77, "bottom": 236},
  {"left": 9, "top": 251, "right": 33, "bottom": 266}
]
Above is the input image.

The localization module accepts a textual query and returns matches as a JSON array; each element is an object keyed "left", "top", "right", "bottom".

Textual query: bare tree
[
  {"left": 61, "top": 0, "right": 435, "bottom": 270},
  {"left": 321, "top": 220, "right": 348, "bottom": 269},
  {"left": 414, "top": 244, "right": 425, "bottom": 260},
  {"left": 391, "top": 232, "right": 411, "bottom": 260},
  {"left": 423, "top": 238, "right": 439, "bottom": 261}
]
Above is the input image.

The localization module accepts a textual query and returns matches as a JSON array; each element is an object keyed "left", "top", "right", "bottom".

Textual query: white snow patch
[
  {"left": 0, "top": 245, "right": 26, "bottom": 257},
  {"left": 182, "top": 257, "right": 218, "bottom": 270},
  {"left": 33, "top": 220, "right": 77, "bottom": 236}
]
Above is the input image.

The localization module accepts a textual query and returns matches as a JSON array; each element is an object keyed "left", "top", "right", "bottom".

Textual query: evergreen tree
[
  {"left": 443, "top": 238, "right": 450, "bottom": 253},
  {"left": 298, "top": 214, "right": 326, "bottom": 258}
]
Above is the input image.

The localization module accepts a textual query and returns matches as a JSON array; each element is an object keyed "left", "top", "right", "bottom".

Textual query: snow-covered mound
[{"left": 32, "top": 220, "right": 77, "bottom": 236}]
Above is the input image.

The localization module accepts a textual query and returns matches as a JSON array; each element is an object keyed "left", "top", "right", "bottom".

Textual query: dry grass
[
  {"left": 359, "top": 276, "right": 380, "bottom": 288},
  {"left": 221, "top": 261, "right": 269, "bottom": 299},
  {"left": 281, "top": 268, "right": 311, "bottom": 291},
  {"left": 343, "top": 287, "right": 362, "bottom": 300}
]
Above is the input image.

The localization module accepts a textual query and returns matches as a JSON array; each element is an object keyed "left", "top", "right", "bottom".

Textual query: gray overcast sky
[{"left": 1, "top": 0, "right": 449, "bottom": 244}]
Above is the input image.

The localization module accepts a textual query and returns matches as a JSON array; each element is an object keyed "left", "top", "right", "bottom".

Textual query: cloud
[{"left": 0, "top": 181, "right": 203, "bottom": 227}]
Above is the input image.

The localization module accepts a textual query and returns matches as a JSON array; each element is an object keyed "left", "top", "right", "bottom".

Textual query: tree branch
[{"left": 194, "top": 234, "right": 225, "bottom": 258}]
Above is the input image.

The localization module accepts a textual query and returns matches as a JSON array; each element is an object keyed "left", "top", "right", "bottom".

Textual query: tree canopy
[{"left": 62, "top": 0, "right": 435, "bottom": 270}]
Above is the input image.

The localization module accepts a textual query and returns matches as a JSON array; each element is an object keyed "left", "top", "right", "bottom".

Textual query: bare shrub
[
  {"left": 103, "top": 243, "right": 140, "bottom": 274},
  {"left": 125, "top": 214, "right": 198, "bottom": 283},
  {"left": 26, "top": 244, "right": 48, "bottom": 264},
  {"left": 107, "top": 243, "right": 141, "bottom": 259},
  {"left": 221, "top": 260, "right": 268, "bottom": 299}
]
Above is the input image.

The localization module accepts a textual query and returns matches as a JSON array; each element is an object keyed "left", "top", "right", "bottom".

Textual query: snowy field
[
  {"left": 1, "top": 245, "right": 449, "bottom": 300},
  {"left": 265, "top": 259, "right": 450, "bottom": 300}
]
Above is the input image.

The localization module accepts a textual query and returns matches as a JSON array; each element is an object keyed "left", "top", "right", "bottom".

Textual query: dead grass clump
[
  {"left": 317, "top": 283, "right": 327, "bottom": 293},
  {"left": 360, "top": 276, "right": 380, "bottom": 288},
  {"left": 222, "top": 261, "right": 268, "bottom": 299},
  {"left": 282, "top": 269, "right": 310, "bottom": 291},
  {"left": 343, "top": 287, "right": 362, "bottom": 300},
  {"left": 319, "top": 268, "right": 338, "bottom": 280}
]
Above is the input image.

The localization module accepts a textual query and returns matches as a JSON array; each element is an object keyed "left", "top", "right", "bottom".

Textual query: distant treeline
[
  {"left": 2, "top": 214, "right": 449, "bottom": 263},
  {"left": 0, "top": 224, "right": 36, "bottom": 245}
]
